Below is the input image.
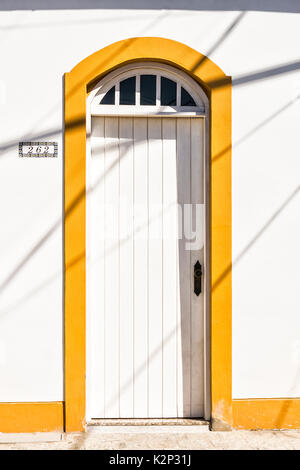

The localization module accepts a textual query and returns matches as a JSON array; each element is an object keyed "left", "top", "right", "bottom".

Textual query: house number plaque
[{"left": 19, "top": 141, "right": 58, "bottom": 158}]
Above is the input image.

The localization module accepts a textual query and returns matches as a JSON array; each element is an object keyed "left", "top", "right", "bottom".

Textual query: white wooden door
[{"left": 86, "top": 116, "right": 205, "bottom": 419}]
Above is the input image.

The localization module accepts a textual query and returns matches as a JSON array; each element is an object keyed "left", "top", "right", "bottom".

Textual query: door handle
[{"left": 194, "top": 261, "right": 202, "bottom": 296}]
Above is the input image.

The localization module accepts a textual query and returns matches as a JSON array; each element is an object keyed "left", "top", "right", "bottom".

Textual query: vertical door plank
[
  {"left": 133, "top": 117, "right": 148, "bottom": 417},
  {"left": 177, "top": 118, "right": 191, "bottom": 417},
  {"left": 104, "top": 117, "right": 120, "bottom": 417},
  {"left": 148, "top": 118, "right": 163, "bottom": 417},
  {"left": 190, "top": 118, "right": 204, "bottom": 417},
  {"left": 87, "top": 117, "right": 105, "bottom": 418},
  {"left": 119, "top": 117, "right": 134, "bottom": 417},
  {"left": 162, "top": 118, "right": 178, "bottom": 417}
]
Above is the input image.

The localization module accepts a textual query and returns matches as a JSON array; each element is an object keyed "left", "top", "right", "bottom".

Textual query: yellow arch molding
[{"left": 64, "top": 37, "right": 232, "bottom": 432}]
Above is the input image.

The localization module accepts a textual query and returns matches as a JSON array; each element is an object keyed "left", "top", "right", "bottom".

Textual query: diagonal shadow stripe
[{"left": 212, "top": 183, "right": 300, "bottom": 292}]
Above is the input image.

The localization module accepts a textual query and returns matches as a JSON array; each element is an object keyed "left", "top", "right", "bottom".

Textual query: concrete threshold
[
  {"left": 88, "top": 418, "right": 209, "bottom": 426},
  {"left": 87, "top": 418, "right": 210, "bottom": 433}
]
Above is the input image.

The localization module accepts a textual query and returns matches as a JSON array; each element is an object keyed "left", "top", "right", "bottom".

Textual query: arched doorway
[
  {"left": 86, "top": 63, "right": 208, "bottom": 419},
  {"left": 64, "top": 38, "right": 231, "bottom": 431}
]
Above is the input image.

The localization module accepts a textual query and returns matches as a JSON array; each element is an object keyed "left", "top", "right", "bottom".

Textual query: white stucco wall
[{"left": 0, "top": 2, "right": 300, "bottom": 401}]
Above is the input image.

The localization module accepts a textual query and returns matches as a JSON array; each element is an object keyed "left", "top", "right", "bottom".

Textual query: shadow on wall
[{"left": 2, "top": 0, "right": 300, "bottom": 13}]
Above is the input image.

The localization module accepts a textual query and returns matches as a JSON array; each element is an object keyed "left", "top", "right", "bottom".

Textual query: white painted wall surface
[{"left": 0, "top": 1, "right": 300, "bottom": 401}]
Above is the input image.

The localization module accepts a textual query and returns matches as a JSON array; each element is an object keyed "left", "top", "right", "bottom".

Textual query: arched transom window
[{"left": 89, "top": 63, "right": 208, "bottom": 116}]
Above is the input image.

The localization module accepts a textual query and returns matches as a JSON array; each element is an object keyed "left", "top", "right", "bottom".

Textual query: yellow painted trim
[
  {"left": 233, "top": 399, "right": 300, "bottom": 430},
  {"left": 64, "top": 37, "right": 232, "bottom": 431},
  {"left": 0, "top": 402, "right": 63, "bottom": 433}
]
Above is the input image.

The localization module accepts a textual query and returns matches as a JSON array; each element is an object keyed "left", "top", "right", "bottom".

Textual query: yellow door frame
[{"left": 64, "top": 37, "right": 232, "bottom": 432}]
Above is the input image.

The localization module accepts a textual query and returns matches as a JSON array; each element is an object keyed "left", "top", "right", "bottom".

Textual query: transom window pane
[
  {"left": 140, "top": 75, "right": 156, "bottom": 105},
  {"left": 181, "top": 87, "right": 196, "bottom": 106},
  {"left": 161, "top": 77, "right": 177, "bottom": 106},
  {"left": 100, "top": 86, "right": 115, "bottom": 105},
  {"left": 120, "top": 77, "right": 136, "bottom": 105}
]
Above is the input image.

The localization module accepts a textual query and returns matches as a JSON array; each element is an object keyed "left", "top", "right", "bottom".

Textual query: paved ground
[{"left": 0, "top": 426, "right": 300, "bottom": 450}]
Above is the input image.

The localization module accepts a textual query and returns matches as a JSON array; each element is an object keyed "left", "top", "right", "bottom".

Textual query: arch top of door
[
  {"left": 67, "top": 37, "right": 229, "bottom": 94},
  {"left": 88, "top": 62, "right": 209, "bottom": 117},
  {"left": 64, "top": 37, "right": 232, "bottom": 433}
]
